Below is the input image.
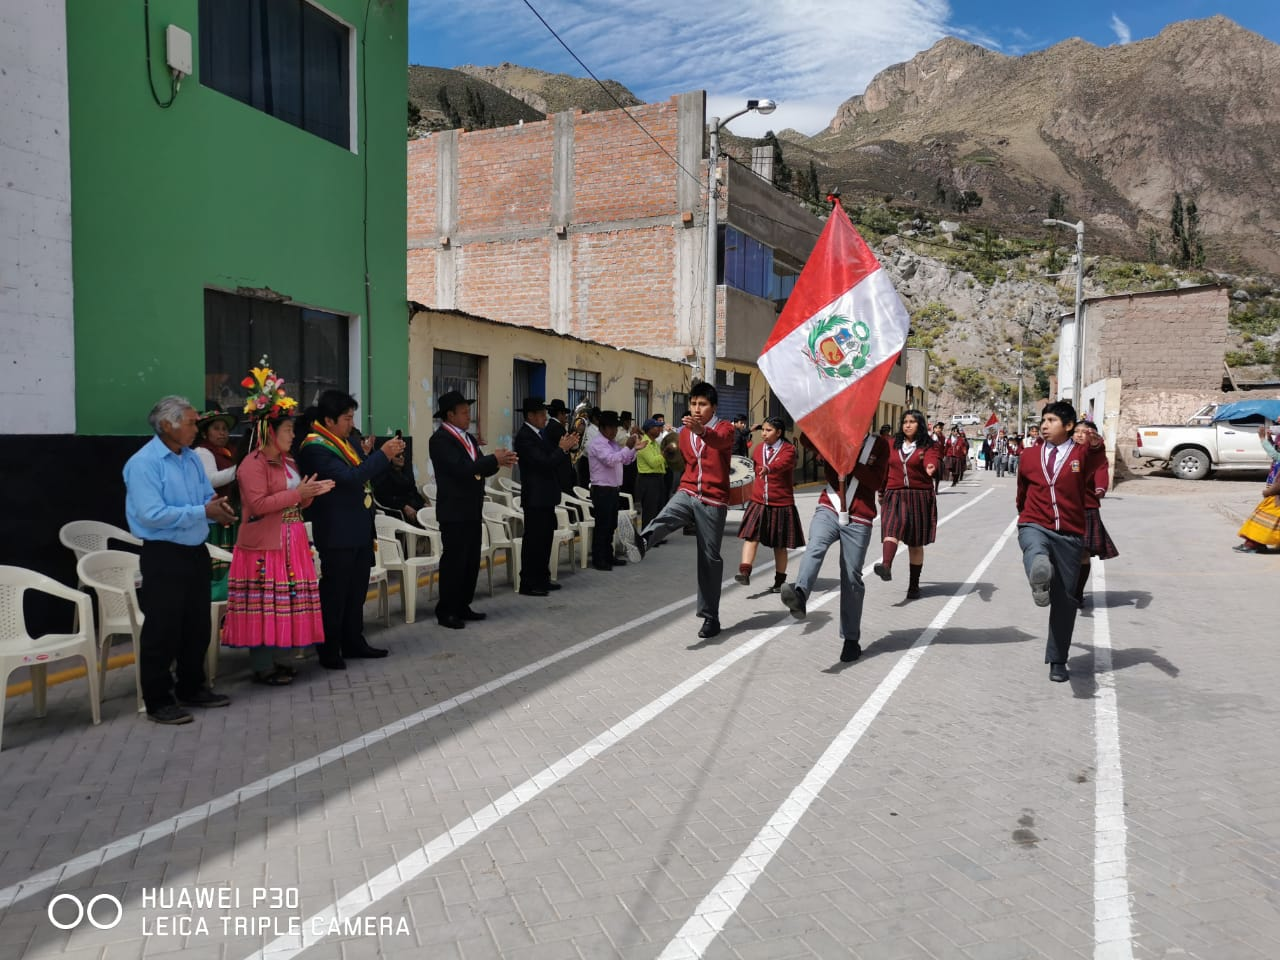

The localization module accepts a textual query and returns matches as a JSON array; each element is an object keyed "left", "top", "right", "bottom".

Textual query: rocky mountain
[{"left": 797, "top": 17, "right": 1280, "bottom": 274}]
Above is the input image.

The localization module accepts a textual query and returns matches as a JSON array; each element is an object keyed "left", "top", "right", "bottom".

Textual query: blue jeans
[{"left": 793, "top": 509, "right": 873, "bottom": 644}]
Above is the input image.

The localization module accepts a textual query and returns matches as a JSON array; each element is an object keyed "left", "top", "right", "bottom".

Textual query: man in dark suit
[
  {"left": 297, "top": 390, "right": 404, "bottom": 669},
  {"left": 544, "top": 399, "right": 577, "bottom": 494},
  {"left": 428, "top": 390, "right": 517, "bottom": 629},
  {"left": 512, "top": 397, "right": 577, "bottom": 597}
]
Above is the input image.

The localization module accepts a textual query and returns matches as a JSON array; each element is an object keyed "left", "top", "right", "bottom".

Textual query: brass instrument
[
  {"left": 568, "top": 400, "right": 591, "bottom": 464},
  {"left": 659, "top": 431, "right": 684, "bottom": 470}
]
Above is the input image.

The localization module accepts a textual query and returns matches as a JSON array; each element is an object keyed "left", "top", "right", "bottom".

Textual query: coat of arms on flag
[{"left": 808, "top": 315, "right": 871, "bottom": 379}]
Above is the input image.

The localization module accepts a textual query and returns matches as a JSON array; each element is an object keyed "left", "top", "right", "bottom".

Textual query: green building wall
[{"left": 66, "top": 0, "right": 408, "bottom": 436}]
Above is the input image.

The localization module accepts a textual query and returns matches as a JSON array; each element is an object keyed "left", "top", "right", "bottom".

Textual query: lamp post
[
  {"left": 704, "top": 97, "right": 776, "bottom": 386},
  {"left": 1043, "top": 218, "right": 1085, "bottom": 403},
  {"left": 1006, "top": 345, "right": 1025, "bottom": 432}
]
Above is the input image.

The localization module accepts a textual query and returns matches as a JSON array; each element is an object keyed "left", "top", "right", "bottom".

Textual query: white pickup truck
[{"left": 1132, "top": 404, "right": 1275, "bottom": 480}]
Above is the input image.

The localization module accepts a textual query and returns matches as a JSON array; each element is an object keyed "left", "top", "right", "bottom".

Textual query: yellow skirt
[{"left": 1238, "top": 495, "right": 1280, "bottom": 547}]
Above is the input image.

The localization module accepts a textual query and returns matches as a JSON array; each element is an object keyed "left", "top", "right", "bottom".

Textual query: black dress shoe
[
  {"left": 697, "top": 618, "right": 721, "bottom": 639},
  {"left": 460, "top": 609, "right": 486, "bottom": 621},
  {"left": 840, "top": 642, "right": 862, "bottom": 663},
  {"left": 177, "top": 689, "right": 231, "bottom": 708},
  {"left": 591, "top": 562, "right": 614, "bottom": 572},
  {"left": 317, "top": 653, "right": 347, "bottom": 670},
  {"left": 519, "top": 587, "right": 549, "bottom": 597},
  {"left": 1049, "top": 663, "right": 1070, "bottom": 682},
  {"left": 545, "top": 582, "right": 563, "bottom": 591},
  {"left": 344, "top": 644, "right": 388, "bottom": 659},
  {"left": 437, "top": 616, "right": 466, "bottom": 629}
]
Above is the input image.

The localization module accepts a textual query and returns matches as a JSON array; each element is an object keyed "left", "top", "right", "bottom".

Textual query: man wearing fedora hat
[
  {"left": 512, "top": 397, "right": 577, "bottom": 596},
  {"left": 428, "top": 390, "right": 518, "bottom": 628}
]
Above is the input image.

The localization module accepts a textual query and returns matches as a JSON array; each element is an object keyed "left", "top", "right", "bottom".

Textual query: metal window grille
[
  {"left": 434, "top": 349, "right": 481, "bottom": 423},
  {"left": 566, "top": 369, "right": 599, "bottom": 412},
  {"left": 632, "top": 379, "right": 652, "bottom": 422}
]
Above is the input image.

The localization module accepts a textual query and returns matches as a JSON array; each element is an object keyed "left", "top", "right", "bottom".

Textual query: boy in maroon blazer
[{"left": 1016, "top": 400, "right": 1108, "bottom": 682}]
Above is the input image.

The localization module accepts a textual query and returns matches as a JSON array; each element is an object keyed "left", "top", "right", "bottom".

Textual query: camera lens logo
[{"left": 47, "top": 893, "right": 124, "bottom": 931}]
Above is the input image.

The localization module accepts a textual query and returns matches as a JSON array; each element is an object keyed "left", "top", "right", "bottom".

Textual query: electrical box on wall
[{"left": 165, "top": 25, "right": 192, "bottom": 78}]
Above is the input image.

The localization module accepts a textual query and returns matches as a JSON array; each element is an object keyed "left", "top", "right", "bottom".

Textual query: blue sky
[{"left": 409, "top": 1, "right": 1278, "bottom": 136}]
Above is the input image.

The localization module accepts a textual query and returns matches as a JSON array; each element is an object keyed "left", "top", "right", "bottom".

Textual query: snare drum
[{"left": 727, "top": 455, "right": 755, "bottom": 506}]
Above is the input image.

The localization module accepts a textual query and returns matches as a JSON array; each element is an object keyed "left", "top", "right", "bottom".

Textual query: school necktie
[{"left": 1046, "top": 445, "right": 1057, "bottom": 475}]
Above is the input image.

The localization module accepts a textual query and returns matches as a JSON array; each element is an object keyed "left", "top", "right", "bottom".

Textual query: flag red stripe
[
  {"left": 796, "top": 356, "right": 900, "bottom": 476},
  {"left": 762, "top": 207, "right": 881, "bottom": 351}
]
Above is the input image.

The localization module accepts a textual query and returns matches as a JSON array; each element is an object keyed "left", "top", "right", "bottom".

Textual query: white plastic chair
[
  {"left": 368, "top": 546, "right": 391, "bottom": 628},
  {"left": 75, "top": 550, "right": 144, "bottom": 711},
  {"left": 497, "top": 477, "right": 522, "bottom": 496},
  {"left": 550, "top": 508, "right": 578, "bottom": 581},
  {"left": 482, "top": 512, "right": 521, "bottom": 591},
  {"left": 0, "top": 566, "right": 100, "bottom": 750},
  {"left": 375, "top": 512, "right": 439, "bottom": 565},
  {"left": 374, "top": 524, "right": 440, "bottom": 624},
  {"left": 561, "top": 494, "right": 596, "bottom": 568},
  {"left": 205, "top": 543, "right": 233, "bottom": 684},
  {"left": 60, "top": 520, "right": 141, "bottom": 587},
  {"left": 421, "top": 481, "right": 437, "bottom": 503},
  {"left": 484, "top": 484, "right": 515, "bottom": 509}
]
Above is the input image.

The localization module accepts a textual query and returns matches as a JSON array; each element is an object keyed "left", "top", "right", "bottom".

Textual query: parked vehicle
[
  {"left": 1132, "top": 403, "right": 1277, "bottom": 479},
  {"left": 951, "top": 413, "right": 981, "bottom": 426}
]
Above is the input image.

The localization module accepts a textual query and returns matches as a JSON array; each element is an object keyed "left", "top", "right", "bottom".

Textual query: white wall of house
[{"left": 0, "top": 1, "right": 75, "bottom": 434}]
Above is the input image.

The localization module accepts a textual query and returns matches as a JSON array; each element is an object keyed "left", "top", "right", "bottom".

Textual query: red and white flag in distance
[
  {"left": 985, "top": 412, "right": 999, "bottom": 428},
  {"left": 758, "top": 200, "right": 911, "bottom": 475}
]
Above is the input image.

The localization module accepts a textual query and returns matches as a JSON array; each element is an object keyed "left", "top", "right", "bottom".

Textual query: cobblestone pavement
[{"left": 1, "top": 469, "right": 1277, "bottom": 960}]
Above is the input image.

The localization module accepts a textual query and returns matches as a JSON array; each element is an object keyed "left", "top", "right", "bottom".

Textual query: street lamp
[
  {"left": 1043, "top": 218, "right": 1085, "bottom": 404},
  {"left": 704, "top": 97, "right": 776, "bottom": 386},
  {"left": 1006, "top": 345, "right": 1025, "bottom": 432}
]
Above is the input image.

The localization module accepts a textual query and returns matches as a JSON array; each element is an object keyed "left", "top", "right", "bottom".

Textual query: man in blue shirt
[{"left": 124, "top": 396, "right": 237, "bottom": 724}]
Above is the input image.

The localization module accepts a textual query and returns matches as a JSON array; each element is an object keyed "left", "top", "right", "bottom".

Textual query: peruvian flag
[
  {"left": 985, "top": 412, "right": 999, "bottom": 427},
  {"left": 758, "top": 201, "right": 911, "bottom": 475}
]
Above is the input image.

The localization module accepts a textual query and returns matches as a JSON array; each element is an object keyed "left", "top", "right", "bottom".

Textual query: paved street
[{"left": 1, "top": 468, "right": 1277, "bottom": 960}]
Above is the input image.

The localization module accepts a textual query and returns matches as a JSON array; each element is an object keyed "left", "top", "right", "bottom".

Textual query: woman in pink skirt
[
  {"left": 223, "top": 361, "right": 334, "bottom": 685},
  {"left": 735, "top": 417, "right": 804, "bottom": 592},
  {"left": 875, "top": 410, "right": 941, "bottom": 600}
]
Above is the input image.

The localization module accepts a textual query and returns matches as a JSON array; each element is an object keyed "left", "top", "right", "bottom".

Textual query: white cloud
[
  {"left": 414, "top": 0, "right": 957, "bottom": 135},
  {"left": 1109, "top": 13, "right": 1132, "bottom": 45}
]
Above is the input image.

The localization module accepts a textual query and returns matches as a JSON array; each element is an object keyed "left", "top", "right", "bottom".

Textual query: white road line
[
  {"left": 241, "top": 491, "right": 997, "bottom": 960},
  {"left": 657, "top": 517, "right": 1019, "bottom": 960},
  {"left": 1091, "top": 560, "right": 1135, "bottom": 960},
  {"left": 0, "top": 561, "right": 782, "bottom": 911}
]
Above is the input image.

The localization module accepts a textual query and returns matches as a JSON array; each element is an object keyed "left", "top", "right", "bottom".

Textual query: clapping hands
[{"left": 298, "top": 474, "right": 336, "bottom": 498}]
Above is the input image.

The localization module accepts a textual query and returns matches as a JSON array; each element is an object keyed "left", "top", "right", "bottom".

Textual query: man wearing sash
[
  {"left": 1016, "top": 401, "right": 1108, "bottom": 682},
  {"left": 297, "top": 390, "right": 403, "bottom": 669},
  {"left": 429, "top": 390, "right": 518, "bottom": 628}
]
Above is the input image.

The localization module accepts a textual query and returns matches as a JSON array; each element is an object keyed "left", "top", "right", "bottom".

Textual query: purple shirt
[{"left": 586, "top": 434, "right": 636, "bottom": 487}]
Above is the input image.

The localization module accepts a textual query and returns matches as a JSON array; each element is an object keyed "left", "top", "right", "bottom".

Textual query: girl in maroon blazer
[
  {"left": 874, "top": 410, "right": 941, "bottom": 599},
  {"left": 1073, "top": 419, "right": 1117, "bottom": 607},
  {"left": 222, "top": 364, "right": 334, "bottom": 686},
  {"left": 735, "top": 417, "right": 804, "bottom": 591}
]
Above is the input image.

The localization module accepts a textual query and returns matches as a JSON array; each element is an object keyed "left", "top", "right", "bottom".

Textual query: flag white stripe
[{"left": 759, "top": 269, "right": 909, "bottom": 422}]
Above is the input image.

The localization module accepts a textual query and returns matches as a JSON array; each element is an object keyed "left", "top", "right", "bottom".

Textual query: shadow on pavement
[
  {"left": 1067, "top": 644, "right": 1181, "bottom": 699},
  {"left": 1089, "top": 589, "right": 1153, "bottom": 610},
  {"left": 822, "top": 625, "right": 1036, "bottom": 672},
  {"left": 888, "top": 580, "right": 998, "bottom": 605}
]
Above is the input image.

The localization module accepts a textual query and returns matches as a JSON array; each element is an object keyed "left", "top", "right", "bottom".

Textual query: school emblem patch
[
  {"left": 1071, "top": 460, "right": 1081, "bottom": 472},
  {"left": 804, "top": 314, "right": 871, "bottom": 381}
]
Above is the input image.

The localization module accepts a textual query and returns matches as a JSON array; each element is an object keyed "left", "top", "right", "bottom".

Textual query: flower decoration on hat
[{"left": 240, "top": 355, "right": 298, "bottom": 420}]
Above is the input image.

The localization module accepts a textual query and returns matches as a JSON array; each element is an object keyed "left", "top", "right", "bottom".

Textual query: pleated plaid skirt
[
  {"left": 880, "top": 487, "right": 938, "bottom": 546},
  {"left": 738, "top": 501, "right": 805, "bottom": 548},
  {"left": 1083, "top": 507, "right": 1120, "bottom": 559}
]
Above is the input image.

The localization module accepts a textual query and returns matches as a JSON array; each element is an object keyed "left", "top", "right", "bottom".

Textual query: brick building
[
  {"left": 1064, "top": 284, "right": 1230, "bottom": 466},
  {"left": 407, "top": 92, "right": 852, "bottom": 427}
]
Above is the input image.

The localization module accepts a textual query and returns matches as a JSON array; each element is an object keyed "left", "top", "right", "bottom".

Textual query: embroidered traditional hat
[{"left": 197, "top": 408, "right": 236, "bottom": 431}]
